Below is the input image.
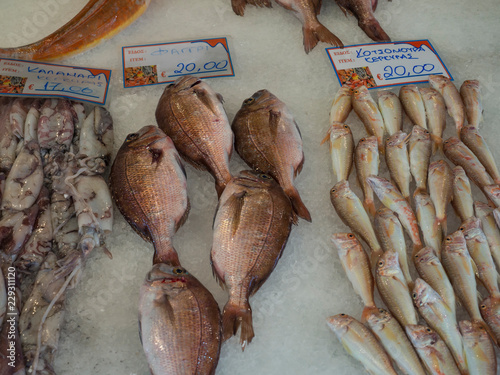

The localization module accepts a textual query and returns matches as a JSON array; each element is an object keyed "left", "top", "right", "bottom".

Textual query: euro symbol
[{"left": 377, "top": 74, "right": 383, "bottom": 80}]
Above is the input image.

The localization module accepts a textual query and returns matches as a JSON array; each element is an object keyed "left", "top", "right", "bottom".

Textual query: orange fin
[
  {"left": 152, "top": 245, "right": 180, "bottom": 267},
  {"left": 302, "top": 22, "right": 343, "bottom": 54},
  {"left": 285, "top": 185, "right": 311, "bottom": 222},
  {"left": 359, "top": 18, "right": 391, "bottom": 42},
  {"left": 361, "top": 305, "right": 378, "bottom": 323},
  {"left": 222, "top": 301, "right": 255, "bottom": 350},
  {"left": 430, "top": 134, "right": 443, "bottom": 156},
  {"left": 363, "top": 198, "right": 376, "bottom": 217}
]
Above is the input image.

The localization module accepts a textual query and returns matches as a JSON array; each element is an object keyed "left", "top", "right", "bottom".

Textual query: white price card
[
  {"left": 122, "top": 37, "right": 234, "bottom": 88},
  {"left": 0, "top": 58, "right": 111, "bottom": 105},
  {"left": 326, "top": 40, "right": 452, "bottom": 89}
]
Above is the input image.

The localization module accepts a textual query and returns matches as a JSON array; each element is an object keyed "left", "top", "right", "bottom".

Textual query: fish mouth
[
  {"left": 160, "top": 277, "right": 187, "bottom": 284},
  {"left": 237, "top": 170, "right": 263, "bottom": 183}
]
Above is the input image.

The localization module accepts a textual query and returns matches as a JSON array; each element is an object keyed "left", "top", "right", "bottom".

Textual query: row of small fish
[{"left": 232, "top": 0, "right": 390, "bottom": 53}]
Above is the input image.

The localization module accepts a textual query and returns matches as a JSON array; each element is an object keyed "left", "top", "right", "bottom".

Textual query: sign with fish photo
[
  {"left": 326, "top": 40, "right": 452, "bottom": 89},
  {"left": 0, "top": 59, "right": 111, "bottom": 105},
  {"left": 122, "top": 37, "right": 235, "bottom": 88}
]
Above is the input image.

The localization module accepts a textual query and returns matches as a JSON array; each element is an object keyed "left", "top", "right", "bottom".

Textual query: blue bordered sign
[
  {"left": 326, "top": 40, "right": 452, "bottom": 89},
  {"left": 0, "top": 58, "right": 111, "bottom": 105},
  {"left": 122, "top": 37, "right": 235, "bottom": 88}
]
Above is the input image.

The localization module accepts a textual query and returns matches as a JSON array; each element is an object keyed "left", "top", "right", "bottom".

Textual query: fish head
[
  {"left": 120, "top": 126, "right": 178, "bottom": 165},
  {"left": 443, "top": 230, "right": 467, "bottom": 254},
  {"left": 167, "top": 75, "right": 204, "bottom": 95},
  {"left": 326, "top": 313, "right": 354, "bottom": 337},
  {"left": 352, "top": 85, "right": 369, "bottom": 99},
  {"left": 330, "top": 180, "right": 350, "bottom": 201},
  {"left": 473, "top": 201, "right": 492, "bottom": 217},
  {"left": 483, "top": 184, "right": 500, "bottom": 203},
  {"left": 331, "top": 233, "right": 359, "bottom": 255},
  {"left": 366, "top": 175, "right": 391, "bottom": 196},
  {"left": 414, "top": 247, "right": 438, "bottom": 266},
  {"left": 385, "top": 131, "right": 407, "bottom": 148},
  {"left": 365, "top": 308, "right": 392, "bottom": 330},
  {"left": 236, "top": 170, "right": 278, "bottom": 189},
  {"left": 144, "top": 263, "right": 190, "bottom": 291},
  {"left": 329, "top": 122, "right": 352, "bottom": 139},
  {"left": 459, "top": 320, "right": 490, "bottom": 345},
  {"left": 442, "top": 137, "right": 461, "bottom": 153},
  {"left": 459, "top": 219, "right": 483, "bottom": 244},
  {"left": 405, "top": 325, "right": 439, "bottom": 348},
  {"left": 413, "top": 190, "right": 432, "bottom": 208},
  {"left": 462, "top": 80, "right": 480, "bottom": 90},
  {"left": 412, "top": 278, "right": 438, "bottom": 308},
  {"left": 428, "top": 75, "right": 448, "bottom": 89},
  {"left": 376, "top": 90, "right": 395, "bottom": 100},
  {"left": 480, "top": 296, "right": 500, "bottom": 321},
  {"left": 375, "top": 207, "right": 396, "bottom": 221},
  {"left": 239, "top": 89, "right": 280, "bottom": 112},
  {"left": 357, "top": 136, "right": 378, "bottom": 152},
  {"left": 410, "top": 125, "right": 430, "bottom": 142},
  {"left": 376, "top": 250, "right": 399, "bottom": 276},
  {"left": 453, "top": 166, "right": 468, "bottom": 181}
]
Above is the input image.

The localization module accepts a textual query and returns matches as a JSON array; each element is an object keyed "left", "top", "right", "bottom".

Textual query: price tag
[
  {"left": 122, "top": 37, "right": 234, "bottom": 88},
  {"left": 326, "top": 40, "right": 452, "bottom": 89},
  {"left": 0, "top": 59, "right": 111, "bottom": 105}
]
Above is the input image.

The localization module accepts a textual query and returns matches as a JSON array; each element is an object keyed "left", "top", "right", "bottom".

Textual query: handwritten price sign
[
  {"left": 122, "top": 37, "right": 234, "bottom": 88},
  {"left": 0, "top": 59, "right": 111, "bottom": 104},
  {"left": 326, "top": 40, "right": 452, "bottom": 89}
]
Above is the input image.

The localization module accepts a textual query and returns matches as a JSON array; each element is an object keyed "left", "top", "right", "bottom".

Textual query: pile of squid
[
  {"left": 0, "top": 96, "right": 113, "bottom": 375},
  {"left": 324, "top": 76, "right": 500, "bottom": 374},
  {"left": 232, "top": 0, "right": 390, "bottom": 53},
  {"left": 109, "top": 75, "right": 310, "bottom": 374}
]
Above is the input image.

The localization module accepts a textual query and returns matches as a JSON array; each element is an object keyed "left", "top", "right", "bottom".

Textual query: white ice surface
[{"left": 1, "top": 0, "right": 500, "bottom": 374}]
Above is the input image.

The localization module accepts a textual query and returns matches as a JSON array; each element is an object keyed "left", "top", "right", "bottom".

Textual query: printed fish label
[
  {"left": 122, "top": 37, "right": 234, "bottom": 88},
  {"left": 326, "top": 40, "right": 452, "bottom": 89},
  {"left": 0, "top": 58, "right": 111, "bottom": 105}
]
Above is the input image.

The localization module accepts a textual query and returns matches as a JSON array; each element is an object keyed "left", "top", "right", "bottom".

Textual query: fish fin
[
  {"left": 152, "top": 245, "right": 180, "bottom": 267},
  {"left": 222, "top": 300, "right": 254, "bottom": 350},
  {"left": 413, "top": 186, "right": 427, "bottom": 196},
  {"left": 175, "top": 198, "right": 190, "bottom": 232},
  {"left": 216, "top": 92, "right": 224, "bottom": 104},
  {"left": 181, "top": 153, "right": 207, "bottom": 171},
  {"left": 269, "top": 110, "right": 281, "bottom": 138},
  {"left": 284, "top": 186, "right": 311, "bottom": 222},
  {"left": 378, "top": 143, "right": 385, "bottom": 156},
  {"left": 290, "top": 210, "right": 299, "bottom": 226},
  {"left": 311, "top": 0, "right": 322, "bottom": 15},
  {"left": 302, "top": 22, "right": 343, "bottom": 54},
  {"left": 363, "top": 198, "right": 376, "bottom": 217},
  {"left": 295, "top": 153, "right": 305, "bottom": 178},
  {"left": 210, "top": 253, "right": 226, "bottom": 290},
  {"left": 226, "top": 191, "right": 247, "bottom": 235},
  {"left": 361, "top": 306, "right": 378, "bottom": 323},
  {"left": 372, "top": 0, "right": 378, "bottom": 11},
  {"left": 320, "top": 127, "right": 332, "bottom": 146},
  {"left": 437, "top": 216, "right": 447, "bottom": 237},
  {"left": 430, "top": 134, "right": 443, "bottom": 156},
  {"left": 194, "top": 87, "right": 219, "bottom": 115},
  {"left": 215, "top": 179, "right": 228, "bottom": 198},
  {"left": 231, "top": 0, "right": 247, "bottom": 16},
  {"left": 358, "top": 19, "right": 391, "bottom": 42},
  {"left": 336, "top": 4, "right": 350, "bottom": 17}
]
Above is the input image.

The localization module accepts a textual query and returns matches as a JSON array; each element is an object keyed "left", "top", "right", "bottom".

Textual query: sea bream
[
  {"left": 155, "top": 76, "right": 233, "bottom": 197},
  {"left": 232, "top": 89, "right": 311, "bottom": 221}
]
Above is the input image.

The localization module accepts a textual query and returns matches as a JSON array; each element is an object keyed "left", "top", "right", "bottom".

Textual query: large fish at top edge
[
  {"left": 0, "top": 0, "right": 151, "bottom": 61},
  {"left": 335, "top": 0, "right": 390, "bottom": 42}
]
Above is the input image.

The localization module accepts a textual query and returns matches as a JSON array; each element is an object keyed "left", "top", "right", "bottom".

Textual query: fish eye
[
  {"left": 243, "top": 97, "right": 255, "bottom": 105},
  {"left": 480, "top": 304, "right": 486, "bottom": 309},
  {"left": 260, "top": 173, "right": 272, "bottom": 180},
  {"left": 331, "top": 188, "right": 336, "bottom": 193},
  {"left": 414, "top": 254, "right": 419, "bottom": 258},
  {"left": 340, "top": 313, "right": 346, "bottom": 316},
  {"left": 173, "top": 267, "right": 186, "bottom": 275},
  {"left": 412, "top": 293, "right": 417, "bottom": 299},
  {"left": 446, "top": 237, "right": 451, "bottom": 242},
  {"left": 459, "top": 226, "right": 465, "bottom": 231},
  {"left": 126, "top": 133, "right": 139, "bottom": 142},
  {"left": 426, "top": 328, "right": 432, "bottom": 333},
  {"left": 343, "top": 125, "right": 349, "bottom": 129},
  {"left": 359, "top": 138, "right": 365, "bottom": 142},
  {"left": 378, "top": 260, "right": 384, "bottom": 267},
  {"left": 379, "top": 309, "right": 384, "bottom": 313},
  {"left": 348, "top": 233, "right": 354, "bottom": 238}
]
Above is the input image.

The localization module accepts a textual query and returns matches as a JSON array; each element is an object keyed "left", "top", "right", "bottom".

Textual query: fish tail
[
  {"left": 430, "top": 134, "right": 443, "bottom": 155},
  {"left": 372, "top": 0, "right": 378, "bottom": 11},
  {"left": 437, "top": 216, "right": 447, "bottom": 237},
  {"left": 363, "top": 198, "right": 376, "bottom": 216},
  {"left": 361, "top": 305, "right": 378, "bottom": 323},
  {"left": 358, "top": 18, "right": 391, "bottom": 42},
  {"left": 215, "top": 180, "right": 227, "bottom": 199},
  {"left": 231, "top": 0, "right": 247, "bottom": 16},
  {"left": 302, "top": 22, "right": 343, "bottom": 54},
  {"left": 378, "top": 143, "right": 385, "bottom": 156},
  {"left": 285, "top": 186, "right": 312, "bottom": 222},
  {"left": 222, "top": 301, "right": 255, "bottom": 350},
  {"left": 413, "top": 186, "right": 427, "bottom": 196},
  {"left": 320, "top": 127, "right": 332, "bottom": 146},
  {"left": 152, "top": 244, "right": 180, "bottom": 267}
]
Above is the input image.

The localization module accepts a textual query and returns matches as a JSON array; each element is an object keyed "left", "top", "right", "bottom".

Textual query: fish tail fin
[
  {"left": 413, "top": 186, "right": 427, "bottom": 196},
  {"left": 407, "top": 280, "right": 415, "bottom": 293},
  {"left": 320, "top": 127, "right": 332, "bottom": 146},
  {"left": 358, "top": 18, "right": 391, "bottom": 42},
  {"left": 363, "top": 198, "right": 376, "bottom": 216},
  {"left": 437, "top": 216, "right": 447, "bottom": 237},
  {"left": 378, "top": 143, "right": 385, "bottom": 156},
  {"left": 222, "top": 300, "right": 255, "bottom": 350},
  {"left": 361, "top": 306, "right": 378, "bottom": 323},
  {"left": 285, "top": 186, "right": 312, "bottom": 222},
  {"left": 303, "top": 22, "right": 343, "bottom": 54},
  {"left": 431, "top": 134, "right": 443, "bottom": 155},
  {"left": 372, "top": 0, "right": 378, "bottom": 11},
  {"left": 231, "top": 0, "right": 247, "bottom": 16},
  {"left": 152, "top": 244, "right": 180, "bottom": 267},
  {"left": 215, "top": 180, "right": 227, "bottom": 199},
  {"left": 475, "top": 319, "right": 498, "bottom": 346}
]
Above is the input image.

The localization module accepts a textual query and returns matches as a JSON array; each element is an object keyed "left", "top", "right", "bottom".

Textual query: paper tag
[
  {"left": 326, "top": 40, "right": 452, "bottom": 89},
  {"left": 122, "top": 37, "right": 234, "bottom": 88},
  {"left": 0, "top": 59, "right": 111, "bottom": 105}
]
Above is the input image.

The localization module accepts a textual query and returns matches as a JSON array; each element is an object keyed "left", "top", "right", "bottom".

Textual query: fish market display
[
  {"left": 460, "top": 80, "right": 483, "bottom": 127},
  {"left": 0, "top": 0, "right": 151, "bottom": 61},
  {"left": 354, "top": 136, "right": 379, "bottom": 216},
  {"left": 211, "top": 170, "right": 296, "bottom": 349},
  {"left": 232, "top": 89, "right": 311, "bottom": 221},
  {"left": 399, "top": 85, "right": 427, "bottom": 129},
  {"left": 0, "top": 97, "right": 113, "bottom": 374},
  {"left": 429, "top": 75, "right": 466, "bottom": 136},
  {"left": 365, "top": 308, "right": 426, "bottom": 375},
  {"left": 109, "top": 125, "right": 189, "bottom": 266},
  {"left": 321, "top": 122, "right": 354, "bottom": 183},
  {"left": 327, "top": 314, "right": 397, "bottom": 375},
  {"left": 155, "top": 76, "right": 233, "bottom": 198},
  {"left": 377, "top": 91, "right": 402, "bottom": 136},
  {"left": 385, "top": 131, "right": 411, "bottom": 201},
  {"left": 138, "top": 263, "right": 221, "bottom": 375},
  {"left": 274, "top": 0, "right": 343, "bottom": 53}
]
